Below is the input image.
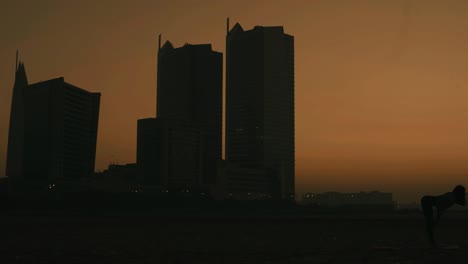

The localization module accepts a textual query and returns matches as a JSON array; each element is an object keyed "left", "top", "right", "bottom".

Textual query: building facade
[
  {"left": 137, "top": 118, "right": 160, "bottom": 185},
  {"left": 225, "top": 21, "right": 295, "bottom": 198},
  {"left": 22, "top": 78, "right": 100, "bottom": 182},
  {"left": 216, "top": 160, "right": 272, "bottom": 200},
  {"left": 137, "top": 117, "right": 201, "bottom": 190}
]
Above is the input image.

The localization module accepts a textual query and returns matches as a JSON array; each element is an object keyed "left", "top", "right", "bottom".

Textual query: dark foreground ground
[{"left": 2, "top": 212, "right": 468, "bottom": 264}]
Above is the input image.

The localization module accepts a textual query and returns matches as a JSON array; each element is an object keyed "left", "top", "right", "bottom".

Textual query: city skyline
[{"left": 2, "top": 1, "right": 468, "bottom": 202}]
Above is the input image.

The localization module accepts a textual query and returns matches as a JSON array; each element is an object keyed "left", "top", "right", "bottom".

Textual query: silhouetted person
[{"left": 420, "top": 185, "right": 466, "bottom": 246}]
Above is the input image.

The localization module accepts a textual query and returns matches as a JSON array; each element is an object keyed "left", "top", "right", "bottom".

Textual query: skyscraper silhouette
[
  {"left": 158, "top": 40, "right": 223, "bottom": 185},
  {"left": 225, "top": 21, "right": 295, "bottom": 199},
  {"left": 22, "top": 78, "right": 101, "bottom": 182},
  {"left": 138, "top": 37, "right": 222, "bottom": 191},
  {"left": 6, "top": 57, "right": 100, "bottom": 191},
  {"left": 6, "top": 52, "right": 28, "bottom": 184}
]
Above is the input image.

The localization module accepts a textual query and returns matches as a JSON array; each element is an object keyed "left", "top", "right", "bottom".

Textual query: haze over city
[{"left": 2, "top": 0, "right": 468, "bottom": 202}]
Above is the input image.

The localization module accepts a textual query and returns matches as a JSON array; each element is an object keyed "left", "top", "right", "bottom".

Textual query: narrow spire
[
  {"left": 227, "top": 17, "right": 230, "bottom": 34},
  {"left": 15, "top": 60, "right": 29, "bottom": 86},
  {"left": 15, "top": 50, "right": 18, "bottom": 72},
  {"left": 158, "top": 34, "right": 162, "bottom": 51}
]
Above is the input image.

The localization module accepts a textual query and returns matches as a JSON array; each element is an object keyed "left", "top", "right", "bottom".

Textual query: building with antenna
[
  {"left": 6, "top": 54, "right": 101, "bottom": 192},
  {"left": 225, "top": 20, "right": 295, "bottom": 199},
  {"left": 137, "top": 36, "right": 222, "bottom": 192},
  {"left": 6, "top": 52, "right": 28, "bottom": 185}
]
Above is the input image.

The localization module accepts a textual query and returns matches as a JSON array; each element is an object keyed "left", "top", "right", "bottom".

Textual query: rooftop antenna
[
  {"left": 15, "top": 50, "right": 18, "bottom": 72},
  {"left": 227, "top": 17, "right": 230, "bottom": 34},
  {"left": 158, "top": 33, "right": 162, "bottom": 51}
]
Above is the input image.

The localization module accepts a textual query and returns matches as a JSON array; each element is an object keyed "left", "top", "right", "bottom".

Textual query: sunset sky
[{"left": 1, "top": 0, "right": 468, "bottom": 202}]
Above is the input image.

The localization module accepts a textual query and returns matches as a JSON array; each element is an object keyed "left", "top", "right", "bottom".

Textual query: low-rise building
[{"left": 302, "top": 191, "right": 395, "bottom": 208}]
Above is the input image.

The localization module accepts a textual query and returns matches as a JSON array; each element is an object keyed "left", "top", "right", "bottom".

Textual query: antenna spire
[
  {"left": 227, "top": 17, "right": 230, "bottom": 34},
  {"left": 15, "top": 50, "right": 18, "bottom": 72},
  {"left": 158, "top": 34, "right": 162, "bottom": 51}
]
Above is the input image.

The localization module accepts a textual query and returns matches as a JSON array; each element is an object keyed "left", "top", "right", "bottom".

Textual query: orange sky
[{"left": 1, "top": 0, "right": 468, "bottom": 202}]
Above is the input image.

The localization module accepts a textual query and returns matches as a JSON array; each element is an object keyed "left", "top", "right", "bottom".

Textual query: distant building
[
  {"left": 93, "top": 163, "right": 137, "bottom": 192},
  {"left": 104, "top": 163, "right": 137, "bottom": 179},
  {"left": 6, "top": 57, "right": 100, "bottom": 191},
  {"left": 225, "top": 21, "right": 295, "bottom": 199},
  {"left": 302, "top": 191, "right": 395, "bottom": 208}
]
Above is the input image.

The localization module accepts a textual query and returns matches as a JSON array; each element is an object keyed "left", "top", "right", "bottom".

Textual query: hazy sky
[{"left": 1, "top": 0, "right": 468, "bottom": 201}]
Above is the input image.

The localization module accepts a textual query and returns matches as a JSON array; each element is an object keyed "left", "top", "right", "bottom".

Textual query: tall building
[
  {"left": 7, "top": 59, "right": 100, "bottom": 190},
  {"left": 225, "top": 21, "right": 295, "bottom": 198},
  {"left": 22, "top": 77, "right": 101, "bottom": 181},
  {"left": 6, "top": 53, "right": 28, "bottom": 183},
  {"left": 137, "top": 38, "right": 222, "bottom": 191}
]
